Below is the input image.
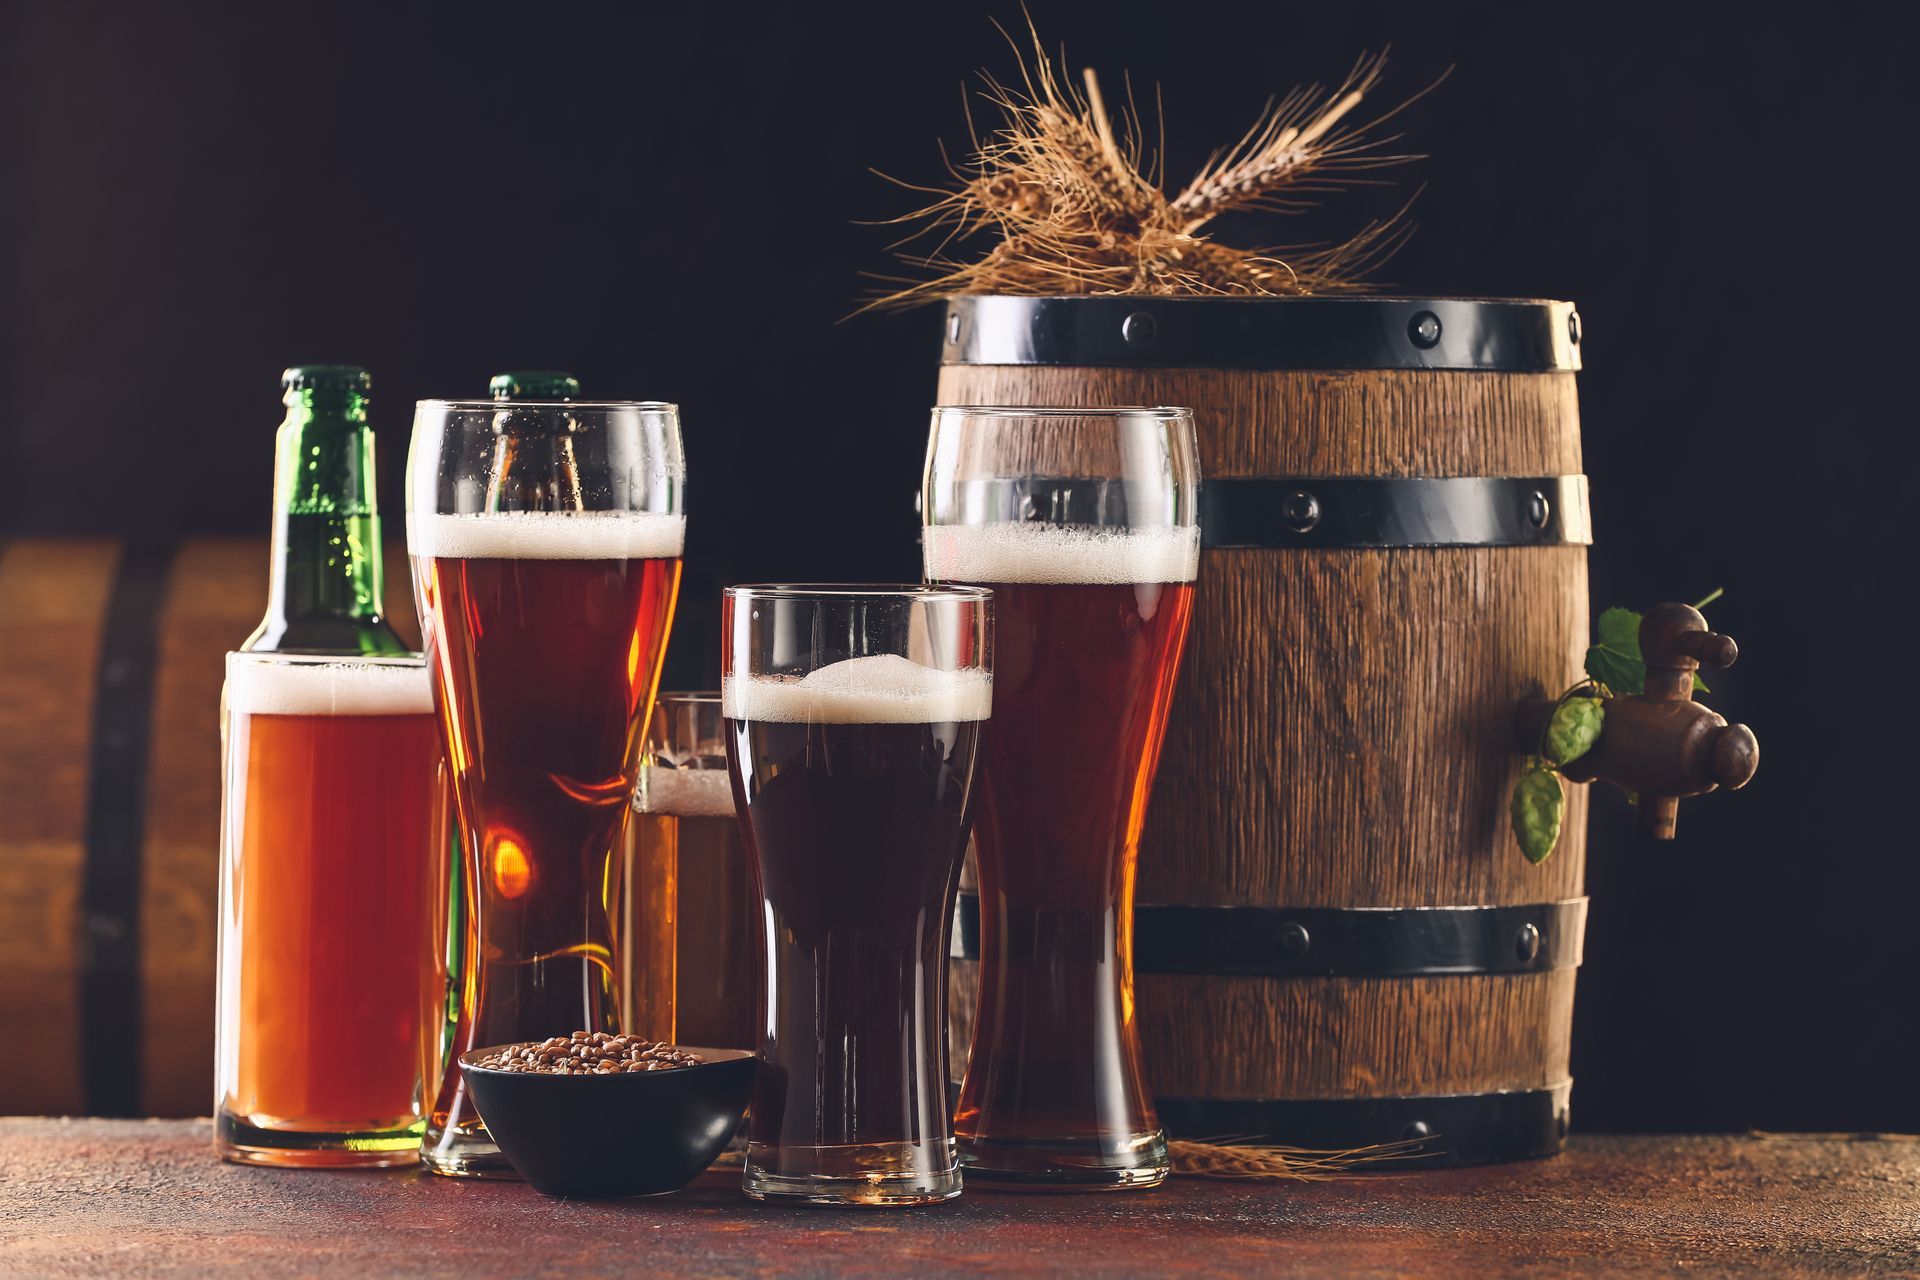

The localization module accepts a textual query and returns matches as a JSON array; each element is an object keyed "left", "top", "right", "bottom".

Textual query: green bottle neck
[{"left": 244, "top": 390, "right": 408, "bottom": 655}]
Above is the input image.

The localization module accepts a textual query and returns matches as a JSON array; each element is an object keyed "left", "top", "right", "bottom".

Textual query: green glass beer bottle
[
  {"left": 489, "top": 370, "right": 580, "bottom": 400},
  {"left": 242, "top": 366, "right": 409, "bottom": 655}
]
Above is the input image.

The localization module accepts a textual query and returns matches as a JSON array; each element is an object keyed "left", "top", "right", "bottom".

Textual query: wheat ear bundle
[
  {"left": 1170, "top": 1136, "right": 1428, "bottom": 1181},
  {"left": 870, "top": 22, "right": 1438, "bottom": 307}
]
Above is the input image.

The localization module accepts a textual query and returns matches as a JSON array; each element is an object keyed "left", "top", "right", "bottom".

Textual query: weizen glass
[
  {"left": 215, "top": 652, "right": 444, "bottom": 1167},
  {"left": 408, "top": 399, "right": 685, "bottom": 1177},
  {"left": 922, "top": 405, "right": 1200, "bottom": 1188},
  {"left": 621, "top": 693, "right": 759, "bottom": 1051},
  {"left": 723, "top": 585, "right": 993, "bottom": 1206}
]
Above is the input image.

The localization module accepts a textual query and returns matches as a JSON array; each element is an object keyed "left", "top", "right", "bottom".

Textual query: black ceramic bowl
[{"left": 459, "top": 1044, "right": 756, "bottom": 1198}]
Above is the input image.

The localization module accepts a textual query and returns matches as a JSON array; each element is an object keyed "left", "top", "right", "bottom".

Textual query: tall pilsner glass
[
  {"left": 923, "top": 406, "right": 1200, "bottom": 1189},
  {"left": 408, "top": 399, "right": 684, "bottom": 1177},
  {"left": 725, "top": 585, "right": 992, "bottom": 1205}
]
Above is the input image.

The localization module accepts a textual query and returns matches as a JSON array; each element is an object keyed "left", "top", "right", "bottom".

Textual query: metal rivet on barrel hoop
[
  {"left": 1567, "top": 310, "right": 1583, "bottom": 345},
  {"left": 1527, "top": 490, "right": 1550, "bottom": 530},
  {"left": 1515, "top": 922, "right": 1541, "bottom": 963},
  {"left": 1276, "top": 921, "right": 1311, "bottom": 959},
  {"left": 1280, "top": 490, "right": 1321, "bottom": 534},
  {"left": 1402, "top": 1120, "right": 1432, "bottom": 1141},
  {"left": 1408, "top": 310, "right": 1442, "bottom": 349},
  {"left": 1121, "top": 310, "right": 1157, "bottom": 346}
]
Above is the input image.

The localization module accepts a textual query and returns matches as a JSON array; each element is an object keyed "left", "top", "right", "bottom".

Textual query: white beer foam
[
  {"left": 722, "top": 654, "right": 992, "bottom": 725},
  {"left": 638, "top": 768, "right": 735, "bottom": 818},
  {"left": 922, "top": 523, "right": 1199, "bottom": 585},
  {"left": 227, "top": 661, "right": 433, "bottom": 717},
  {"left": 408, "top": 510, "right": 685, "bottom": 560}
]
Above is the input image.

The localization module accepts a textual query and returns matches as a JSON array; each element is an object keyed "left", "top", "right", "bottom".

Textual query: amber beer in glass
[
  {"left": 215, "top": 653, "right": 443, "bottom": 1166},
  {"left": 621, "top": 693, "right": 758, "bottom": 1049},
  {"left": 923, "top": 406, "right": 1200, "bottom": 1188},
  {"left": 408, "top": 400, "right": 684, "bottom": 1176},
  {"left": 724, "top": 585, "right": 992, "bottom": 1205}
]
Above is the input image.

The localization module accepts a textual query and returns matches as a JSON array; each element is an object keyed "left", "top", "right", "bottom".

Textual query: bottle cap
[
  {"left": 282, "top": 365, "right": 372, "bottom": 395},
  {"left": 489, "top": 371, "right": 580, "bottom": 400}
]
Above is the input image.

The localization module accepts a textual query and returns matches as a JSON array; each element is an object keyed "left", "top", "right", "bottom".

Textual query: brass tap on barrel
[{"left": 1515, "top": 603, "right": 1758, "bottom": 839}]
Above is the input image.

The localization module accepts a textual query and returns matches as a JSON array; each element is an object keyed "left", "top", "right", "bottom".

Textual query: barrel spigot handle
[{"left": 1513, "top": 603, "right": 1757, "bottom": 840}]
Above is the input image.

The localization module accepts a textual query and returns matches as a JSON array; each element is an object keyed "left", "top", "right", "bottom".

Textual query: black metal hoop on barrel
[{"left": 941, "top": 295, "right": 1583, "bottom": 373}]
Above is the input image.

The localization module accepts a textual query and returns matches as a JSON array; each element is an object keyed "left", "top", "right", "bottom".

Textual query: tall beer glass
[
  {"left": 923, "top": 406, "right": 1200, "bottom": 1189},
  {"left": 724, "top": 585, "right": 992, "bottom": 1206},
  {"left": 408, "top": 400, "right": 684, "bottom": 1177},
  {"left": 621, "top": 692, "right": 759, "bottom": 1050},
  {"left": 215, "top": 652, "right": 444, "bottom": 1167}
]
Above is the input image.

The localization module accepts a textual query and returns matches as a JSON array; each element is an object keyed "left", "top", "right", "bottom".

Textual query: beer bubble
[
  {"left": 225, "top": 660, "right": 433, "bottom": 717},
  {"left": 922, "top": 523, "right": 1199, "bottom": 586},
  {"left": 637, "top": 768, "right": 735, "bottom": 818},
  {"left": 722, "top": 654, "right": 992, "bottom": 725},
  {"left": 406, "top": 510, "right": 686, "bottom": 561}
]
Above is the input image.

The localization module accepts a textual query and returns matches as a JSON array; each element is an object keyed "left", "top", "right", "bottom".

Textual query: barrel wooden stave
[
  {"left": 0, "top": 537, "right": 420, "bottom": 1117},
  {"left": 1136, "top": 971, "right": 1576, "bottom": 1098},
  {"left": 0, "top": 542, "right": 119, "bottom": 1115}
]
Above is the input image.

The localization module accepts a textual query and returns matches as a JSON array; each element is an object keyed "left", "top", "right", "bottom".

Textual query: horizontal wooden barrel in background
[
  {"left": 0, "top": 538, "right": 417, "bottom": 1117},
  {"left": 939, "top": 295, "right": 1591, "bottom": 1164}
]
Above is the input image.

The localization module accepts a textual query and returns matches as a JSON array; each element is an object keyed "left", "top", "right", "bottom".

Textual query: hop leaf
[
  {"left": 1511, "top": 766, "right": 1565, "bottom": 865},
  {"left": 1545, "top": 696, "right": 1604, "bottom": 766},
  {"left": 1584, "top": 606, "right": 1707, "bottom": 695},
  {"left": 1585, "top": 607, "right": 1647, "bottom": 695}
]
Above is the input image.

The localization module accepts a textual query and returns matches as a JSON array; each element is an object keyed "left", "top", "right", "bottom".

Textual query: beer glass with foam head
[
  {"left": 923, "top": 406, "right": 1200, "bottom": 1189},
  {"left": 216, "top": 652, "right": 444, "bottom": 1167},
  {"left": 724, "top": 585, "right": 993, "bottom": 1206},
  {"left": 621, "top": 692, "right": 760, "bottom": 1050},
  {"left": 408, "top": 400, "right": 684, "bottom": 1177}
]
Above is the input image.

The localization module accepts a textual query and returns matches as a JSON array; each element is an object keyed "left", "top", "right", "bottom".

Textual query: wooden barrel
[
  {"left": 0, "top": 537, "right": 418, "bottom": 1117},
  {"left": 938, "top": 296, "right": 1590, "bottom": 1165}
]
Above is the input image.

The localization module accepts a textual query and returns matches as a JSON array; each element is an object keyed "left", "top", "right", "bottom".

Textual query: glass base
[
  {"left": 216, "top": 1110, "right": 422, "bottom": 1170},
  {"left": 958, "top": 1130, "right": 1170, "bottom": 1191},
  {"left": 743, "top": 1140, "right": 961, "bottom": 1206},
  {"left": 421, "top": 1121, "right": 520, "bottom": 1179}
]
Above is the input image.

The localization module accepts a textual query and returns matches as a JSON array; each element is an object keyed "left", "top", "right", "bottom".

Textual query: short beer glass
[
  {"left": 622, "top": 693, "right": 759, "bottom": 1050},
  {"left": 215, "top": 652, "right": 444, "bottom": 1167},
  {"left": 923, "top": 405, "right": 1200, "bottom": 1188},
  {"left": 724, "top": 585, "right": 992, "bottom": 1205},
  {"left": 408, "top": 400, "right": 684, "bottom": 1176}
]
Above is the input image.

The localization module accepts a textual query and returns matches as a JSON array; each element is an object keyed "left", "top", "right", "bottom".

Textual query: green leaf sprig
[{"left": 1510, "top": 590, "right": 1721, "bottom": 864}]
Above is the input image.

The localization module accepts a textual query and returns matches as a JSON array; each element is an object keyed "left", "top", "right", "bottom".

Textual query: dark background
[{"left": 4, "top": 1, "right": 1915, "bottom": 1133}]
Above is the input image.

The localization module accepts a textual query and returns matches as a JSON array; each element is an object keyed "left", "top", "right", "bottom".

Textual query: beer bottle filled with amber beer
[
  {"left": 216, "top": 366, "right": 443, "bottom": 1166},
  {"left": 242, "top": 366, "right": 411, "bottom": 656}
]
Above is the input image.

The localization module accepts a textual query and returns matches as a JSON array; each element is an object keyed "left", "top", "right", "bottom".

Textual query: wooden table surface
[{"left": 3, "top": 1120, "right": 1916, "bottom": 1278}]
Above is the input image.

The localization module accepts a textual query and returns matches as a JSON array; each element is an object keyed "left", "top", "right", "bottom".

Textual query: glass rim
[
  {"left": 414, "top": 398, "right": 680, "bottom": 414},
  {"left": 655, "top": 690, "right": 721, "bottom": 704},
  {"left": 722, "top": 582, "right": 993, "bottom": 602},
  {"left": 224, "top": 650, "right": 425, "bottom": 668},
  {"left": 930, "top": 404, "right": 1191, "bottom": 420}
]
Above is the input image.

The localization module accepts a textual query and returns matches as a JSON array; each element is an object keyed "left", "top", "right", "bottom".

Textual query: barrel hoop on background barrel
[
  {"left": 1155, "top": 1082, "right": 1572, "bottom": 1167},
  {"left": 80, "top": 539, "right": 176, "bottom": 1116},
  {"left": 940, "top": 296, "right": 1582, "bottom": 372},
  {"left": 1200, "top": 476, "right": 1591, "bottom": 549},
  {"left": 952, "top": 896, "right": 1587, "bottom": 977}
]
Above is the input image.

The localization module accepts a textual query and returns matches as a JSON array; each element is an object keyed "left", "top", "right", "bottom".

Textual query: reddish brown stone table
[{"left": 3, "top": 1120, "right": 1916, "bottom": 1277}]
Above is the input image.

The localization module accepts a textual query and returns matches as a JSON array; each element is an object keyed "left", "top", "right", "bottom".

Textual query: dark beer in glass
[
  {"left": 408, "top": 400, "right": 684, "bottom": 1176},
  {"left": 723, "top": 585, "right": 992, "bottom": 1205},
  {"left": 923, "top": 406, "right": 1200, "bottom": 1189}
]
